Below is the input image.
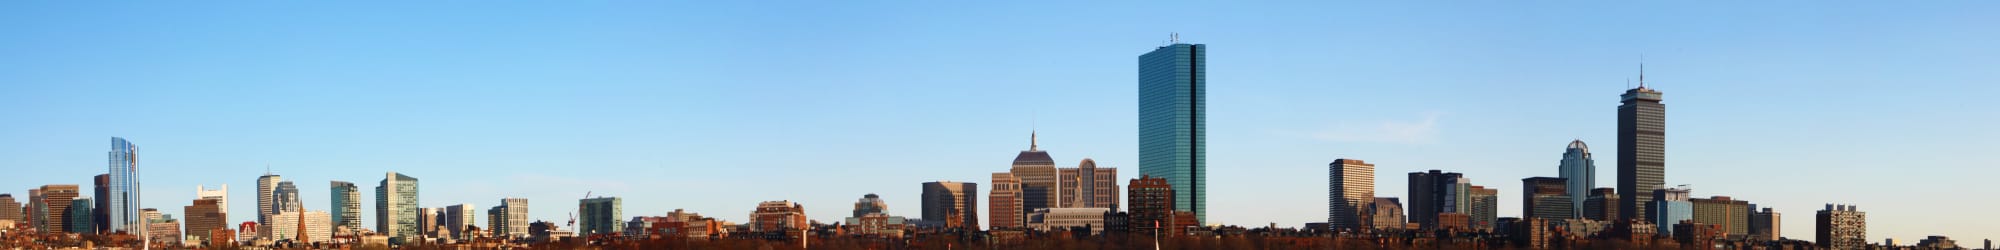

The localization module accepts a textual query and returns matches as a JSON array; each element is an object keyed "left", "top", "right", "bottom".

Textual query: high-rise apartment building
[
  {"left": 376, "top": 172, "right": 419, "bottom": 242},
  {"left": 1690, "top": 196, "right": 1750, "bottom": 238},
  {"left": 1750, "top": 207, "right": 1780, "bottom": 242},
  {"left": 1367, "top": 197, "right": 1406, "bottom": 230},
  {"left": 1649, "top": 186, "right": 1692, "bottom": 236},
  {"left": 1618, "top": 78, "right": 1666, "bottom": 223},
  {"left": 1469, "top": 186, "right": 1498, "bottom": 231},
  {"left": 270, "top": 210, "right": 330, "bottom": 244},
  {"left": 750, "top": 200, "right": 807, "bottom": 232},
  {"left": 1521, "top": 177, "right": 1572, "bottom": 220},
  {"left": 37, "top": 185, "right": 79, "bottom": 233},
  {"left": 330, "top": 181, "right": 361, "bottom": 229},
  {"left": 1138, "top": 42, "right": 1207, "bottom": 223},
  {"left": 184, "top": 198, "right": 226, "bottom": 244},
  {"left": 1058, "top": 158, "right": 1119, "bottom": 210},
  {"left": 988, "top": 173, "right": 1022, "bottom": 229},
  {"left": 1127, "top": 176, "right": 1174, "bottom": 236},
  {"left": 1558, "top": 140, "right": 1595, "bottom": 218},
  {"left": 487, "top": 198, "right": 528, "bottom": 238},
  {"left": 1817, "top": 204, "right": 1866, "bottom": 250},
  {"left": 107, "top": 137, "right": 143, "bottom": 235},
  {"left": 445, "top": 203, "right": 477, "bottom": 239},
  {"left": 1583, "top": 188, "right": 1618, "bottom": 221},
  {"left": 579, "top": 197, "right": 622, "bottom": 236},
  {"left": 257, "top": 173, "right": 282, "bottom": 226},
  {"left": 1327, "top": 159, "right": 1374, "bottom": 231},
  {"left": 920, "top": 181, "right": 978, "bottom": 231},
  {"left": 1407, "top": 170, "right": 1466, "bottom": 229}
]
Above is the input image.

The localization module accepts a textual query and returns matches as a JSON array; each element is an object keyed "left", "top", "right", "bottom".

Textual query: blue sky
[{"left": 3, "top": 1, "right": 1995, "bottom": 242}]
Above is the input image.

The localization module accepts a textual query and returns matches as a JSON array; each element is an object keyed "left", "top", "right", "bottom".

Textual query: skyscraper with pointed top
[
  {"left": 1618, "top": 64, "right": 1666, "bottom": 223},
  {"left": 1139, "top": 41, "right": 1207, "bottom": 224}
]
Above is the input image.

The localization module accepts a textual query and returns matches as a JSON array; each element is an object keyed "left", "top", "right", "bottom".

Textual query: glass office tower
[
  {"left": 107, "top": 137, "right": 143, "bottom": 235},
  {"left": 1559, "top": 140, "right": 1595, "bottom": 218},
  {"left": 1138, "top": 43, "right": 1207, "bottom": 223},
  {"left": 331, "top": 181, "right": 362, "bottom": 229}
]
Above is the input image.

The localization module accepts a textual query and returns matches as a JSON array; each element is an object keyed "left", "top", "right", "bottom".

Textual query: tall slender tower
[
  {"left": 1558, "top": 140, "right": 1594, "bottom": 218},
  {"left": 107, "top": 137, "right": 142, "bottom": 235},
  {"left": 1327, "top": 159, "right": 1375, "bottom": 231},
  {"left": 257, "top": 173, "right": 282, "bottom": 226},
  {"left": 1138, "top": 41, "right": 1207, "bottom": 223},
  {"left": 1618, "top": 66, "right": 1665, "bottom": 222}
]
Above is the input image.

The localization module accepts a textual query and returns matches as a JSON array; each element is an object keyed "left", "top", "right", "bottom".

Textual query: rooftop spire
[{"left": 1030, "top": 130, "right": 1038, "bottom": 151}]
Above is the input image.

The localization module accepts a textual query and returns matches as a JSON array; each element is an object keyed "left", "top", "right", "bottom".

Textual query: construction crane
[{"left": 568, "top": 191, "right": 590, "bottom": 228}]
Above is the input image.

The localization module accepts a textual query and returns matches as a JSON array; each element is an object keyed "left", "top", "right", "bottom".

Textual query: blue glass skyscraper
[
  {"left": 1139, "top": 42, "right": 1206, "bottom": 223},
  {"left": 107, "top": 137, "right": 142, "bottom": 234},
  {"left": 1558, "top": 140, "right": 1595, "bottom": 218}
]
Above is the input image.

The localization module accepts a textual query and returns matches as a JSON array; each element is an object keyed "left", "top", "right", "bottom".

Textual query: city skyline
[{"left": 3, "top": 1, "right": 1997, "bottom": 243}]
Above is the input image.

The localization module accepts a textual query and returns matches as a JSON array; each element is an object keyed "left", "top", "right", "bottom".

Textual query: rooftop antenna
[
  {"left": 1171, "top": 32, "right": 1179, "bottom": 44},
  {"left": 1639, "top": 54, "right": 1647, "bottom": 88}
]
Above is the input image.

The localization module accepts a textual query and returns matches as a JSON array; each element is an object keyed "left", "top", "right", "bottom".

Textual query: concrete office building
[
  {"left": 1817, "top": 204, "right": 1866, "bottom": 250},
  {"left": 1407, "top": 170, "right": 1466, "bottom": 229},
  {"left": 489, "top": 198, "right": 528, "bottom": 238},
  {"left": 1558, "top": 140, "right": 1595, "bottom": 218},
  {"left": 196, "top": 185, "right": 227, "bottom": 212},
  {"left": 37, "top": 185, "right": 80, "bottom": 233},
  {"left": 989, "top": 173, "right": 1023, "bottom": 229},
  {"left": 1583, "top": 188, "right": 1618, "bottom": 221},
  {"left": 920, "top": 181, "right": 978, "bottom": 230},
  {"left": 1367, "top": 197, "right": 1406, "bottom": 230},
  {"left": 184, "top": 199, "right": 226, "bottom": 244},
  {"left": 270, "top": 210, "right": 330, "bottom": 244},
  {"left": 445, "top": 203, "right": 477, "bottom": 239},
  {"left": 1009, "top": 133, "right": 1059, "bottom": 222},
  {"left": 330, "top": 181, "right": 361, "bottom": 230},
  {"left": 579, "top": 197, "right": 622, "bottom": 236},
  {"left": 376, "top": 172, "right": 419, "bottom": 242},
  {"left": 1469, "top": 186, "right": 1498, "bottom": 231},
  {"left": 1138, "top": 42, "right": 1209, "bottom": 224},
  {"left": 1327, "top": 159, "right": 1375, "bottom": 231},
  {"left": 107, "top": 137, "right": 143, "bottom": 235},
  {"left": 1026, "top": 207, "right": 1110, "bottom": 235},
  {"left": 1521, "top": 177, "right": 1572, "bottom": 220},
  {"left": 1750, "top": 207, "right": 1780, "bottom": 242},
  {"left": 257, "top": 173, "right": 282, "bottom": 226},
  {"left": 1690, "top": 196, "right": 1750, "bottom": 239},
  {"left": 1618, "top": 75, "right": 1667, "bottom": 223},
  {"left": 0, "top": 194, "right": 19, "bottom": 222},
  {"left": 1058, "top": 158, "right": 1119, "bottom": 210}
]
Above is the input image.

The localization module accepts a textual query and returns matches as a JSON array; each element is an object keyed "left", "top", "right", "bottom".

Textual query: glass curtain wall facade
[
  {"left": 1558, "top": 140, "right": 1594, "bottom": 218},
  {"left": 1138, "top": 43, "right": 1207, "bottom": 223},
  {"left": 108, "top": 137, "right": 143, "bottom": 234},
  {"left": 331, "top": 181, "right": 362, "bottom": 229},
  {"left": 377, "top": 172, "right": 419, "bottom": 243}
]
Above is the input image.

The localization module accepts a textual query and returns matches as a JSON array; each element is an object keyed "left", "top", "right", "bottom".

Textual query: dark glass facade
[{"left": 1138, "top": 43, "right": 1206, "bottom": 223}]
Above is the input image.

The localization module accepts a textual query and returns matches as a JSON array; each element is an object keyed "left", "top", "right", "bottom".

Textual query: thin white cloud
[{"left": 1308, "top": 112, "right": 1443, "bottom": 145}]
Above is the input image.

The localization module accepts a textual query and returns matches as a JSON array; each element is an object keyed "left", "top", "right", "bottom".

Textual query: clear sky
[{"left": 2, "top": 1, "right": 1995, "bottom": 242}]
